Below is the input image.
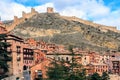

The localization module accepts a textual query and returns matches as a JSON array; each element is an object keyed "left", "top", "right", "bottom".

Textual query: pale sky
[{"left": 0, "top": 0, "right": 120, "bottom": 29}]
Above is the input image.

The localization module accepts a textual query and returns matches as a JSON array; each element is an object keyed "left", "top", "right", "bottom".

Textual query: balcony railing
[
  {"left": 23, "top": 51, "right": 33, "bottom": 55},
  {"left": 23, "top": 57, "right": 33, "bottom": 60}
]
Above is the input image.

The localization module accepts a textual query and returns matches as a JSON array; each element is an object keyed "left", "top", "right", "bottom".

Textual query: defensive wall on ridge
[
  {"left": 5, "top": 7, "right": 119, "bottom": 33},
  {"left": 61, "top": 16, "right": 119, "bottom": 33},
  {"left": 6, "top": 8, "right": 38, "bottom": 32},
  {"left": 6, "top": 7, "right": 54, "bottom": 32}
]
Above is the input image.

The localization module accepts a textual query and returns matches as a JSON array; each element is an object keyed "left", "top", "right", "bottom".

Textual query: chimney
[{"left": 47, "top": 7, "right": 54, "bottom": 13}]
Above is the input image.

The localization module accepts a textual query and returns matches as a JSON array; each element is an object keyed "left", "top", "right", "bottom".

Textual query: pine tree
[
  {"left": 46, "top": 59, "right": 69, "bottom": 80},
  {"left": 46, "top": 45, "right": 87, "bottom": 80},
  {"left": 65, "top": 45, "right": 86, "bottom": 80},
  {"left": 0, "top": 34, "right": 11, "bottom": 79},
  {"left": 90, "top": 72, "right": 101, "bottom": 80},
  {"left": 101, "top": 72, "right": 110, "bottom": 80}
]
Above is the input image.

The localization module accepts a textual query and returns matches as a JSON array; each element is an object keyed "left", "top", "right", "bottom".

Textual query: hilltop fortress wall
[
  {"left": 6, "top": 7, "right": 55, "bottom": 32},
  {"left": 6, "top": 8, "right": 38, "bottom": 32},
  {"left": 5, "top": 7, "right": 119, "bottom": 33},
  {"left": 61, "top": 16, "right": 118, "bottom": 33}
]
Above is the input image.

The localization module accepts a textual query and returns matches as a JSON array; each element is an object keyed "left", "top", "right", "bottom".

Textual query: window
[
  {"left": 112, "top": 55, "right": 115, "bottom": 57},
  {"left": 25, "top": 18, "right": 28, "bottom": 21},
  {"left": 61, "top": 57, "right": 64, "bottom": 61},
  {"left": 27, "top": 61, "right": 28, "bottom": 64},
  {"left": 7, "top": 47, "right": 12, "bottom": 53},
  {"left": 66, "top": 57, "right": 69, "bottom": 61},
  {"left": 96, "top": 69, "right": 98, "bottom": 72},
  {"left": 16, "top": 46, "right": 21, "bottom": 53},
  {"left": 37, "top": 70, "right": 42, "bottom": 78},
  {"left": 58, "top": 57, "right": 60, "bottom": 61},
  {"left": 17, "top": 56, "right": 21, "bottom": 61},
  {"left": 23, "top": 49, "right": 26, "bottom": 52}
]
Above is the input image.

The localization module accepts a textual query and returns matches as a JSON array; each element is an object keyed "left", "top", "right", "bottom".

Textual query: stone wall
[
  {"left": 61, "top": 16, "right": 119, "bottom": 33},
  {"left": 0, "top": 25, "right": 7, "bottom": 34},
  {"left": 5, "top": 7, "right": 119, "bottom": 33},
  {"left": 47, "top": 7, "right": 54, "bottom": 13},
  {"left": 6, "top": 8, "right": 38, "bottom": 32}
]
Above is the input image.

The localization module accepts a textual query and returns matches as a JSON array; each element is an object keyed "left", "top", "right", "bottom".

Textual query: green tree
[
  {"left": 77, "top": 69, "right": 87, "bottom": 80},
  {"left": 65, "top": 74, "right": 80, "bottom": 80},
  {"left": 90, "top": 72, "right": 101, "bottom": 80},
  {"left": 46, "top": 45, "right": 87, "bottom": 80},
  {"left": 101, "top": 72, "right": 110, "bottom": 80},
  {"left": 65, "top": 45, "right": 86, "bottom": 80},
  {"left": 46, "top": 58, "right": 69, "bottom": 80},
  {"left": 0, "top": 34, "right": 11, "bottom": 79}
]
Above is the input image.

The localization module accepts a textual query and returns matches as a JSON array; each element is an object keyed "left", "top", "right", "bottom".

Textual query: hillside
[{"left": 8, "top": 8, "right": 120, "bottom": 52}]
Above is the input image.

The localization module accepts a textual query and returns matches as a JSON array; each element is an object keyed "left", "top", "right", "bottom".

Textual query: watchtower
[{"left": 47, "top": 7, "right": 54, "bottom": 13}]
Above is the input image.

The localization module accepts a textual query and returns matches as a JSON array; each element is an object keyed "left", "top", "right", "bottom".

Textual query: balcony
[
  {"left": 24, "top": 57, "right": 33, "bottom": 60},
  {"left": 23, "top": 51, "right": 33, "bottom": 55}
]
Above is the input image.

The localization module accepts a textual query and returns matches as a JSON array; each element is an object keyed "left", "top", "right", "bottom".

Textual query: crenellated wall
[
  {"left": 22, "top": 8, "right": 38, "bottom": 19},
  {"left": 5, "top": 7, "right": 119, "bottom": 33},
  {"left": 47, "top": 7, "right": 54, "bottom": 13},
  {"left": 61, "top": 16, "right": 119, "bottom": 33},
  {"left": 6, "top": 8, "right": 38, "bottom": 32}
]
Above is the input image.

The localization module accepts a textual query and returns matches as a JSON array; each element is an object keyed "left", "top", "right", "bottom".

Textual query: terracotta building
[
  {"left": 92, "top": 63, "right": 108, "bottom": 75},
  {"left": 34, "top": 49, "right": 46, "bottom": 64},
  {"left": 23, "top": 44, "right": 34, "bottom": 70},
  {"left": 0, "top": 32, "right": 36, "bottom": 79},
  {"left": 85, "top": 63, "right": 108, "bottom": 75},
  {"left": 2, "top": 34, "right": 24, "bottom": 79},
  {"left": 110, "top": 53, "right": 120, "bottom": 75},
  {"left": 26, "top": 38, "right": 37, "bottom": 47},
  {"left": 30, "top": 58, "right": 52, "bottom": 80},
  {"left": 112, "top": 61, "right": 120, "bottom": 75}
]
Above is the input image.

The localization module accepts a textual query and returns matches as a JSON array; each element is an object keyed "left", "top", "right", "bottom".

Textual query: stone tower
[{"left": 47, "top": 7, "right": 54, "bottom": 13}]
